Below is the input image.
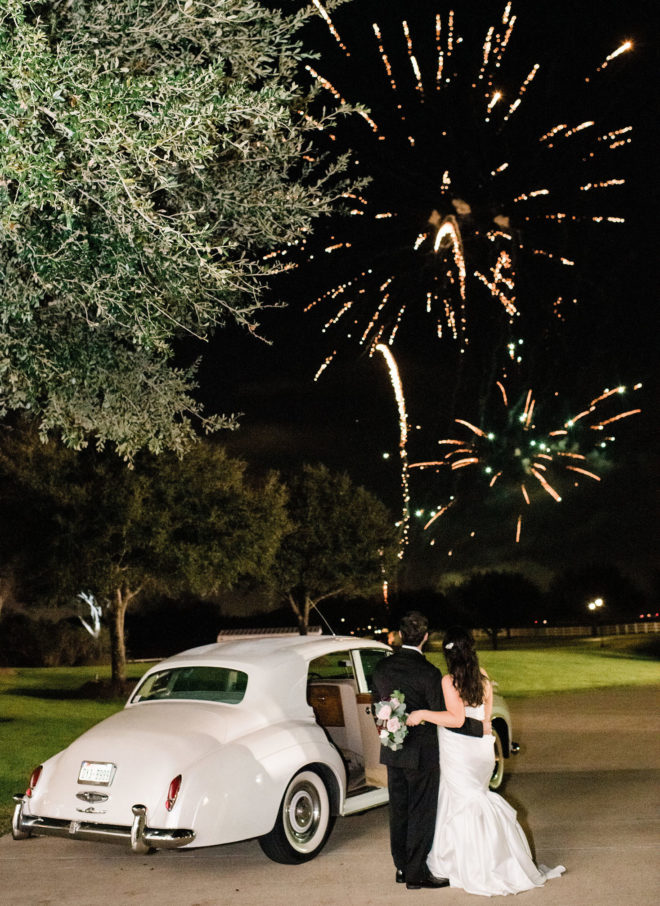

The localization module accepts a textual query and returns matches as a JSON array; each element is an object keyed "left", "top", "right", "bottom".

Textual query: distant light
[{"left": 382, "top": 452, "right": 390, "bottom": 459}]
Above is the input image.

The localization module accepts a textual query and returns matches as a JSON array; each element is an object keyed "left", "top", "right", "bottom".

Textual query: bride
[{"left": 406, "top": 627, "right": 565, "bottom": 897}]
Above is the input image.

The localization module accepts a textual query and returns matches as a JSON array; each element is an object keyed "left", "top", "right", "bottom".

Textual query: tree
[
  {"left": 272, "top": 464, "right": 399, "bottom": 634},
  {"left": 0, "top": 422, "right": 289, "bottom": 686},
  {"left": 448, "top": 570, "right": 542, "bottom": 650},
  {"left": 0, "top": 0, "right": 353, "bottom": 459},
  {"left": 547, "top": 563, "right": 645, "bottom": 626}
]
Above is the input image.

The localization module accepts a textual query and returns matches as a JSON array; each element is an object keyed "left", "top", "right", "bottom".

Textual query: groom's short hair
[{"left": 399, "top": 611, "right": 429, "bottom": 647}]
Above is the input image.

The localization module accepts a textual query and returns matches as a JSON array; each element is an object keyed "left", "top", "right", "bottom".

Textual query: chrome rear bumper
[{"left": 13, "top": 796, "right": 195, "bottom": 852}]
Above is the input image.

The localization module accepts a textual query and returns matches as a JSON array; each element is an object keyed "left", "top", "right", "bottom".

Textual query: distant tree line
[
  {"left": 0, "top": 422, "right": 651, "bottom": 677},
  {"left": 0, "top": 420, "right": 398, "bottom": 688},
  {"left": 388, "top": 565, "right": 650, "bottom": 651}
]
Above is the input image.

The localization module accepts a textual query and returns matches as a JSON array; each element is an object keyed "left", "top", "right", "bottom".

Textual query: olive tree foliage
[
  {"left": 0, "top": 0, "right": 355, "bottom": 460},
  {"left": 0, "top": 421, "right": 289, "bottom": 686},
  {"left": 272, "top": 464, "right": 399, "bottom": 634}
]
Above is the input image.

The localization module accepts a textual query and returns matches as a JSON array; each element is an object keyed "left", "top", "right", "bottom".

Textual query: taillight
[
  {"left": 26, "top": 765, "right": 43, "bottom": 798},
  {"left": 166, "top": 774, "right": 182, "bottom": 811}
]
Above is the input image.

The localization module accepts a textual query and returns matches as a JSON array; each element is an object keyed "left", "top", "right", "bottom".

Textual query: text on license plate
[{"left": 78, "top": 761, "right": 116, "bottom": 785}]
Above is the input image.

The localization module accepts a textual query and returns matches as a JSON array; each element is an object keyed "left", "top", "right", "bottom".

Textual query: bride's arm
[
  {"left": 406, "top": 674, "right": 466, "bottom": 728},
  {"left": 482, "top": 670, "right": 493, "bottom": 722}
]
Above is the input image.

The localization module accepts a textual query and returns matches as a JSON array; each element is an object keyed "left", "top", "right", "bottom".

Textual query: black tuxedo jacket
[{"left": 372, "top": 647, "right": 483, "bottom": 770}]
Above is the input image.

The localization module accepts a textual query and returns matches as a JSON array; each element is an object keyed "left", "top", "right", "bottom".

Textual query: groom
[{"left": 372, "top": 611, "right": 488, "bottom": 890}]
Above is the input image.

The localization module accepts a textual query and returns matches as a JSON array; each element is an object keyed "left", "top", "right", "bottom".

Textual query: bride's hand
[{"left": 406, "top": 710, "right": 425, "bottom": 726}]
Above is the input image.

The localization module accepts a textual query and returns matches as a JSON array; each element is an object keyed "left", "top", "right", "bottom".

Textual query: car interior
[{"left": 307, "top": 650, "right": 388, "bottom": 793}]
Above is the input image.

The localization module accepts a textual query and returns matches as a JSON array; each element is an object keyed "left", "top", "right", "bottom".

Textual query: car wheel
[
  {"left": 489, "top": 726, "right": 505, "bottom": 791},
  {"left": 259, "top": 769, "right": 335, "bottom": 864}
]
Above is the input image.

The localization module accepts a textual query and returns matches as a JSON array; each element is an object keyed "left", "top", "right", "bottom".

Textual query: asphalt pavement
[{"left": 1, "top": 685, "right": 658, "bottom": 906}]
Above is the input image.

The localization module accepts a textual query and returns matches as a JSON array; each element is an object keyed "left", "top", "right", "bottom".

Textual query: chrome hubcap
[{"left": 286, "top": 783, "right": 320, "bottom": 841}]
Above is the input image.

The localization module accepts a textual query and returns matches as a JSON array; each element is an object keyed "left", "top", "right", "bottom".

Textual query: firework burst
[
  {"left": 288, "top": 1, "right": 633, "bottom": 375},
  {"left": 409, "top": 380, "right": 643, "bottom": 542}
]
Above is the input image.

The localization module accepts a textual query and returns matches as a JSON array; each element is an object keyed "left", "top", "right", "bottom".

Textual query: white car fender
[
  {"left": 19, "top": 751, "right": 64, "bottom": 818},
  {"left": 172, "top": 720, "right": 346, "bottom": 848}
]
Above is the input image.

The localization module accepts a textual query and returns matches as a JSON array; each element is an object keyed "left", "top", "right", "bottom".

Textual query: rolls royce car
[{"left": 13, "top": 635, "right": 515, "bottom": 863}]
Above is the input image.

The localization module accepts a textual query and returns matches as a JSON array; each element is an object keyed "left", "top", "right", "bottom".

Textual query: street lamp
[{"left": 587, "top": 597, "right": 604, "bottom": 636}]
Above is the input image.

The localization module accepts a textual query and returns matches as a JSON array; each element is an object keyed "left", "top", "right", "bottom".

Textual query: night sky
[{"left": 195, "top": 1, "right": 657, "bottom": 596}]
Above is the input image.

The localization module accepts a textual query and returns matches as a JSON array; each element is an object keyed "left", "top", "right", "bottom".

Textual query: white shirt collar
[{"left": 401, "top": 644, "right": 423, "bottom": 653}]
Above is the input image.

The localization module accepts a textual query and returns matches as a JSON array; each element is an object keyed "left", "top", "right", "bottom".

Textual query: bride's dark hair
[{"left": 443, "top": 626, "right": 485, "bottom": 706}]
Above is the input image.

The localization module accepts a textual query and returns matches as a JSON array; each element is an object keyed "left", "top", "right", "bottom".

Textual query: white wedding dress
[{"left": 427, "top": 704, "right": 565, "bottom": 897}]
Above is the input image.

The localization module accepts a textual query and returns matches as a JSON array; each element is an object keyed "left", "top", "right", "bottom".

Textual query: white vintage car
[{"left": 12, "top": 634, "right": 515, "bottom": 863}]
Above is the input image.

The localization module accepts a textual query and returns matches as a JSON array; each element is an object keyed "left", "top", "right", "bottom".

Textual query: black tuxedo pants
[{"left": 386, "top": 761, "right": 440, "bottom": 884}]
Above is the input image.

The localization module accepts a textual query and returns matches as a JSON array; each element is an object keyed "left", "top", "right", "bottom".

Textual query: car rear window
[{"left": 131, "top": 666, "right": 248, "bottom": 704}]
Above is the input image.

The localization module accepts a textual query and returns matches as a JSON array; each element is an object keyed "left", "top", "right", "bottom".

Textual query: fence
[{"left": 471, "top": 622, "right": 660, "bottom": 640}]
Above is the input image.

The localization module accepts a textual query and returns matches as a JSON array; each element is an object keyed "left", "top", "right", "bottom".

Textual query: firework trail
[{"left": 375, "top": 343, "right": 410, "bottom": 554}]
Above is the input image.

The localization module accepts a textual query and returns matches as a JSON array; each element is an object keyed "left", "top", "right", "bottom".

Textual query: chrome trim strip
[{"left": 11, "top": 795, "right": 195, "bottom": 850}]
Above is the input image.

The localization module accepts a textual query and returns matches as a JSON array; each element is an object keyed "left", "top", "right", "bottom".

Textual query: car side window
[
  {"left": 358, "top": 648, "right": 391, "bottom": 693},
  {"left": 308, "top": 651, "right": 355, "bottom": 681}
]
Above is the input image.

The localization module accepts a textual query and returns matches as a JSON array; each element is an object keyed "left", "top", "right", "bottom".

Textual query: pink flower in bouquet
[
  {"left": 375, "top": 689, "right": 409, "bottom": 751},
  {"left": 376, "top": 703, "right": 392, "bottom": 721}
]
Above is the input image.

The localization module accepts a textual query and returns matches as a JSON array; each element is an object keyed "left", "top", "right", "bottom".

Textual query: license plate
[{"left": 78, "top": 761, "right": 116, "bottom": 786}]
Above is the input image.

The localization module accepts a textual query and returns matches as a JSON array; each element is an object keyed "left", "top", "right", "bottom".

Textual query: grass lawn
[
  {"left": 429, "top": 634, "right": 660, "bottom": 697},
  {"left": 0, "top": 662, "right": 154, "bottom": 838},
  {"left": 1, "top": 637, "right": 658, "bottom": 837}
]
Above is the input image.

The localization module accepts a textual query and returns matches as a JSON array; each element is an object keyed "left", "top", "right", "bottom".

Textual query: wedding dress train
[{"left": 427, "top": 705, "right": 565, "bottom": 897}]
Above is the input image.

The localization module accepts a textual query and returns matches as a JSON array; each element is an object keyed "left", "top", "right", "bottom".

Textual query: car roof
[
  {"left": 134, "top": 636, "right": 391, "bottom": 719},
  {"left": 156, "top": 634, "right": 390, "bottom": 668}
]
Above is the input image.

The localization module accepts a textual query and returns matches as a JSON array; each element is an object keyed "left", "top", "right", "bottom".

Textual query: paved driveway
[{"left": 1, "top": 686, "right": 658, "bottom": 906}]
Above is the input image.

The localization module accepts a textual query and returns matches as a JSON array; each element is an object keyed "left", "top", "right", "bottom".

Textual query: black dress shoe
[
  {"left": 406, "top": 876, "right": 450, "bottom": 890},
  {"left": 396, "top": 869, "right": 406, "bottom": 884}
]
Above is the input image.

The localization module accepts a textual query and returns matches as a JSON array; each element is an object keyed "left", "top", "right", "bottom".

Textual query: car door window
[
  {"left": 308, "top": 651, "right": 355, "bottom": 681},
  {"left": 357, "top": 648, "right": 391, "bottom": 693}
]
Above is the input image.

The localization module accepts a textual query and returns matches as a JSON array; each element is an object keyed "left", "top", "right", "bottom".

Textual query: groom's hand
[{"left": 406, "top": 710, "right": 425, "bottom": 726}]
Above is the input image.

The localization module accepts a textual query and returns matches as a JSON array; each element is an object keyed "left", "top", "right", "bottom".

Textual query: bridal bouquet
[{"left": 375, "top": 689, "right": 409, "bottom": 751}]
